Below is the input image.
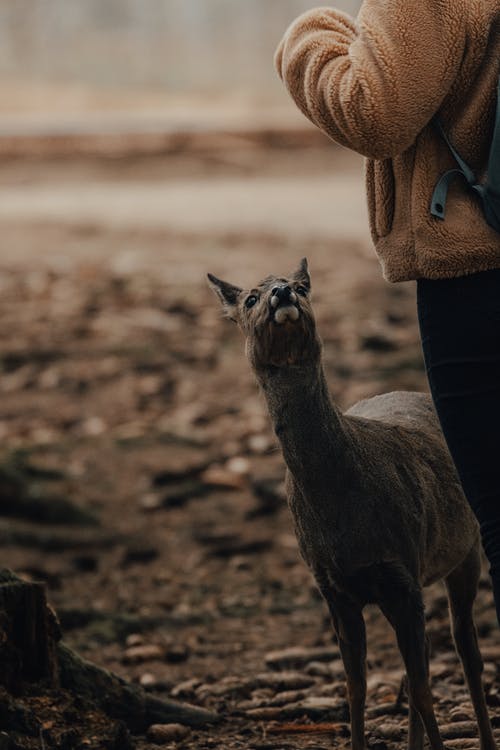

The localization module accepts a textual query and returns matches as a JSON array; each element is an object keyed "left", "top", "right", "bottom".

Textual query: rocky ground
[{"left": 1, "top": 136, "right": 499, "bottom": 749}]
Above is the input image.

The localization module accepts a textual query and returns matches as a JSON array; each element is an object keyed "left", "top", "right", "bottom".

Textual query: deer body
[
  {"left": 208, "top": 261, "right": 496, "bottom": 750},
  {"left": 267, "top": 373, "right": 477, "bottom": 589}
]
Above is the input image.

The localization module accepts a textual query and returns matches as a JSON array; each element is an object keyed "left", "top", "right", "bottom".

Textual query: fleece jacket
[{"left": 275, "top": 1, "right": 500, "bottom": 282}]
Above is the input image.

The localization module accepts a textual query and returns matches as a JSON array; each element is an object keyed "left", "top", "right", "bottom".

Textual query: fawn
[{"left": 208, "top": 259, "right": 496, "bottom": 750}]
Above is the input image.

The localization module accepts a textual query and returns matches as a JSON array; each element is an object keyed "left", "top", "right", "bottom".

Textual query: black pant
[{"left": 417, "top": 268, "right": 500, "bottom": 622}]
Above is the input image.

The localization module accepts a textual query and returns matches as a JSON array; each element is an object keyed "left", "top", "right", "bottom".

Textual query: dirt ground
[{"left": 1, "top": 137, "right": 500, "bottom": 749}]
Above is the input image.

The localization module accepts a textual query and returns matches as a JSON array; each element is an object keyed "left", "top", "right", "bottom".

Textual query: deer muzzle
[{"left": 270, "top": 285, "right": 299, "bottom": 324}]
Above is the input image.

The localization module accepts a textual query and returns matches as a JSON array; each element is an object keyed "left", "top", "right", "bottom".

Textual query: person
[{"left": 274, "top": 0, "right": 500, "bottom": 622}]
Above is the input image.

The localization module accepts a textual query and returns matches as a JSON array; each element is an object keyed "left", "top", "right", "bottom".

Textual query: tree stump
[
  {"left": 0, "top": 569, "right": 218, "bottom": 742},
  {"left": 0, "top": 569, "right": 60, "bottom": 692}
]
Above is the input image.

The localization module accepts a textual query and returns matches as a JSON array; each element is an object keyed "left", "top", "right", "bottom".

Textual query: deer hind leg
[
  {"left": 381, "top": 583, "right": 444, "bottom": 750},
  {"left": 404, "top": 634, "right": 431, "bottom": 750},
  {"left": 317, "top": 579, "right": 367, "bottom": 750},
  {"left": 445, "top": 542, "right": 496, "bottom": 750}
]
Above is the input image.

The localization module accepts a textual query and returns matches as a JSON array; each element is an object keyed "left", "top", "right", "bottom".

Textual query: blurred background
[
  {"left": 0, "top": 1, "right": 361, "bottom": 114},
  {"left": 3, "top": 3, "right": 497, "bottom": 750}
]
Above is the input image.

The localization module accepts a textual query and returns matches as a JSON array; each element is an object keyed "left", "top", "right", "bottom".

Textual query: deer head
[{"left": 208, "top": 258, "right": 321, "bottom": 370}]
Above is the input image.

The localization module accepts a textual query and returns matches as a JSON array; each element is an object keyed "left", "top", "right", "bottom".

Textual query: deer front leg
[
  {"left": 317, "top": 579, "right": 367, "bottom": 750},
  {"left": 382, "top": 586, "right": 444, "bottom": 750}
]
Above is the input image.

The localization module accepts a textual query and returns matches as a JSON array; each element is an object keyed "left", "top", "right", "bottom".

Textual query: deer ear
[
  {"left": 292, "top": 257, "right": 310, "bottom": 290},
  {"left": 207, "top": 273, "right": 242, "bottom": 315}
]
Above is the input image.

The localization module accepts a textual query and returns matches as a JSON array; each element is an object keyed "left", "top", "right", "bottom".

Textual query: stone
[
  {"left": 247, "top": 434, "right": 273, "bottom": 454},
  {"left": 268, "top": 690, "right": 307, "bottom": 707},
  {"left": 146, "top": 723, "right": 191, "bottom": 743},
  {"left": 304, "top": 661, "right": 334, "bottom": 677},
  {"left": 450, "top": 706, "right": 474, "bottom": 722},
  {"left": 200, "top": 465, "right": 245, "bottom": 489},
  {"left": 139, "top": 673, "right": 157, "bottom": 689},
  {"left": 225, "top": 456, "right": 251, "bottom": 476},
  {"left": 122, "top": 644, "right": 164, "bottom": 664},
  {"left": 440, "top": 722, "right": 478, "bottom": 740},
  {"left": 245, "top": 696, "right": 348, "bottom": 722},
  {"left": 475, "top": 645, "right": 500, "bottom": 661},
  {"left": 126, "top": 633, "right": 144, "bottom": 648},
  {"left": 170, "top": 678, "right": 201, "bottom": 699},
  {"left": 375, "top": 723, "right": 404, "bottom": 741},
  {"left": 139, "top": 493, "right": 162, "bottom": 511},
  {"left": 196, "top": 672, "right": 314, "bottom": 700},
  {"left": 265, "top": 646, "right": 340, "bottom": 670}
]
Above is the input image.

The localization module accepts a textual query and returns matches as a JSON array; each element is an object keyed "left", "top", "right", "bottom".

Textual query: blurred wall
[{"left": 0, "top": 1, "right": 361, "bottom": 100}]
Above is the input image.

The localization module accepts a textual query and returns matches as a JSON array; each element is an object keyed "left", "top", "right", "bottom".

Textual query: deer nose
[{"left": 270, "top": 285, "right": 296, "bottom": 308}]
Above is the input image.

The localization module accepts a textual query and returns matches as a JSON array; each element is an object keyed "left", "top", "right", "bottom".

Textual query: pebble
[
  {"left": 476, "top": 645, "right": 500, "bottom": 661},
  {"left": 265, "top": 646, "right": 340, "bottom": 670},
  {"left": 247, "top": 434, "right": 273, "bottom": 454},
  {"left": 126, "top": 633, "right": 144, "bottom": 648},
  {"left": 196, "top": 672, "right": 314, "bottom": 700},
  {"left": 237, "top": 690, "right": 308, "bottom": 713},
  {"left": 375, "top": 723, "right": 404, "bottom": 741},
  {"left": 81, "top": 416, "right": 106, "bottom": 436},
  {"left": 225, "top": 456, "right": 251, "bottom": 476},
  {"left": 200, "top": 465, "right": 245, "bottom": 489},
  {"left": 450, "top": 705, "right": 474, "bottom": 722},
  {"left": 139, "top": 673, "right": 157, "bottom": 689},
  {"left": 431, "top": 663, "right": 455, "bottom": 679},
  {"left": 122, "top": 644, "right": 164, "bottom": 664},
  {"left": 196, "top": 676, "right": 246, "bottom": 700},
  {"left": 268, "top": 690, "right": 307, "bottom": 707},
  {"left": 440, "top": 721, "right": 478, "bottom": 739},
  {"left": 146, "top": 724, "right": 191, "bottom": 744},
  {"left": 483, "top": 662, "right": 497, "bottom": 679},
  {"left": 304, "top": 661, "right": 336, "bottom": 677},
  {"left": 170, "top": 678, "right": 201, "bottom": 699},
  {"left": 245, "top": 696, "right": 348, "bottom": 722},
  {"left": 366, "top": 669, "right": 403, "bottom": 691},
  {"left": 139, "top": 493, "right": 162, "bottom": 511}
]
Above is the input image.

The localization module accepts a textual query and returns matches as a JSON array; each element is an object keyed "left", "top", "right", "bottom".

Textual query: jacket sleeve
[{"left": 274, "top": 1, "right": 467, "bottom": 159}]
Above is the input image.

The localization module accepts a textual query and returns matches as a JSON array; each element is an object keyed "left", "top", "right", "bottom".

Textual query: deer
[{"left": 208, "top": 259, "right": 497, "bottom": 750}]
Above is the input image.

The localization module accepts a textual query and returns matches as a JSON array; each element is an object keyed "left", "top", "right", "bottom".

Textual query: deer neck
[{"left": 257, "top": 361, "right": 352, "bottom": 493}]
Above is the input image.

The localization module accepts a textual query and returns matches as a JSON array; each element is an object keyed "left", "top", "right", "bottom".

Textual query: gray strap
[
  {"left": 431, "top": 168, "right": 470, "bottom": 219},
  {"left": 486, "top": 76, "right": 500, "bottom": 195},
  {"left": 430, "top": 118, "right": 477, "bottom": 220},
  {"left": 433, "top": 117, "right": 476, "bottom": 184},
  {"left": 431, "top": 76, "right": 500, "bottom": 232}
]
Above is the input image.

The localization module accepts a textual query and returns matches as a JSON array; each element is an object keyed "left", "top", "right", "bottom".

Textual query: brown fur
[
  {"left": 208, "top": 260, "right": 496, "bottom": 750},
  {"left": 275, "top": 3, "right": 500, "bottom": 282}
]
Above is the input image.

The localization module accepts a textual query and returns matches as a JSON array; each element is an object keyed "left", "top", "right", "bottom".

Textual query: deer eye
[
  {"left": 296, "top": 286, "right": 308, "bottom": 297},
  {"left": 245, "top": 294, "right": 258, "bottom": 309}
]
